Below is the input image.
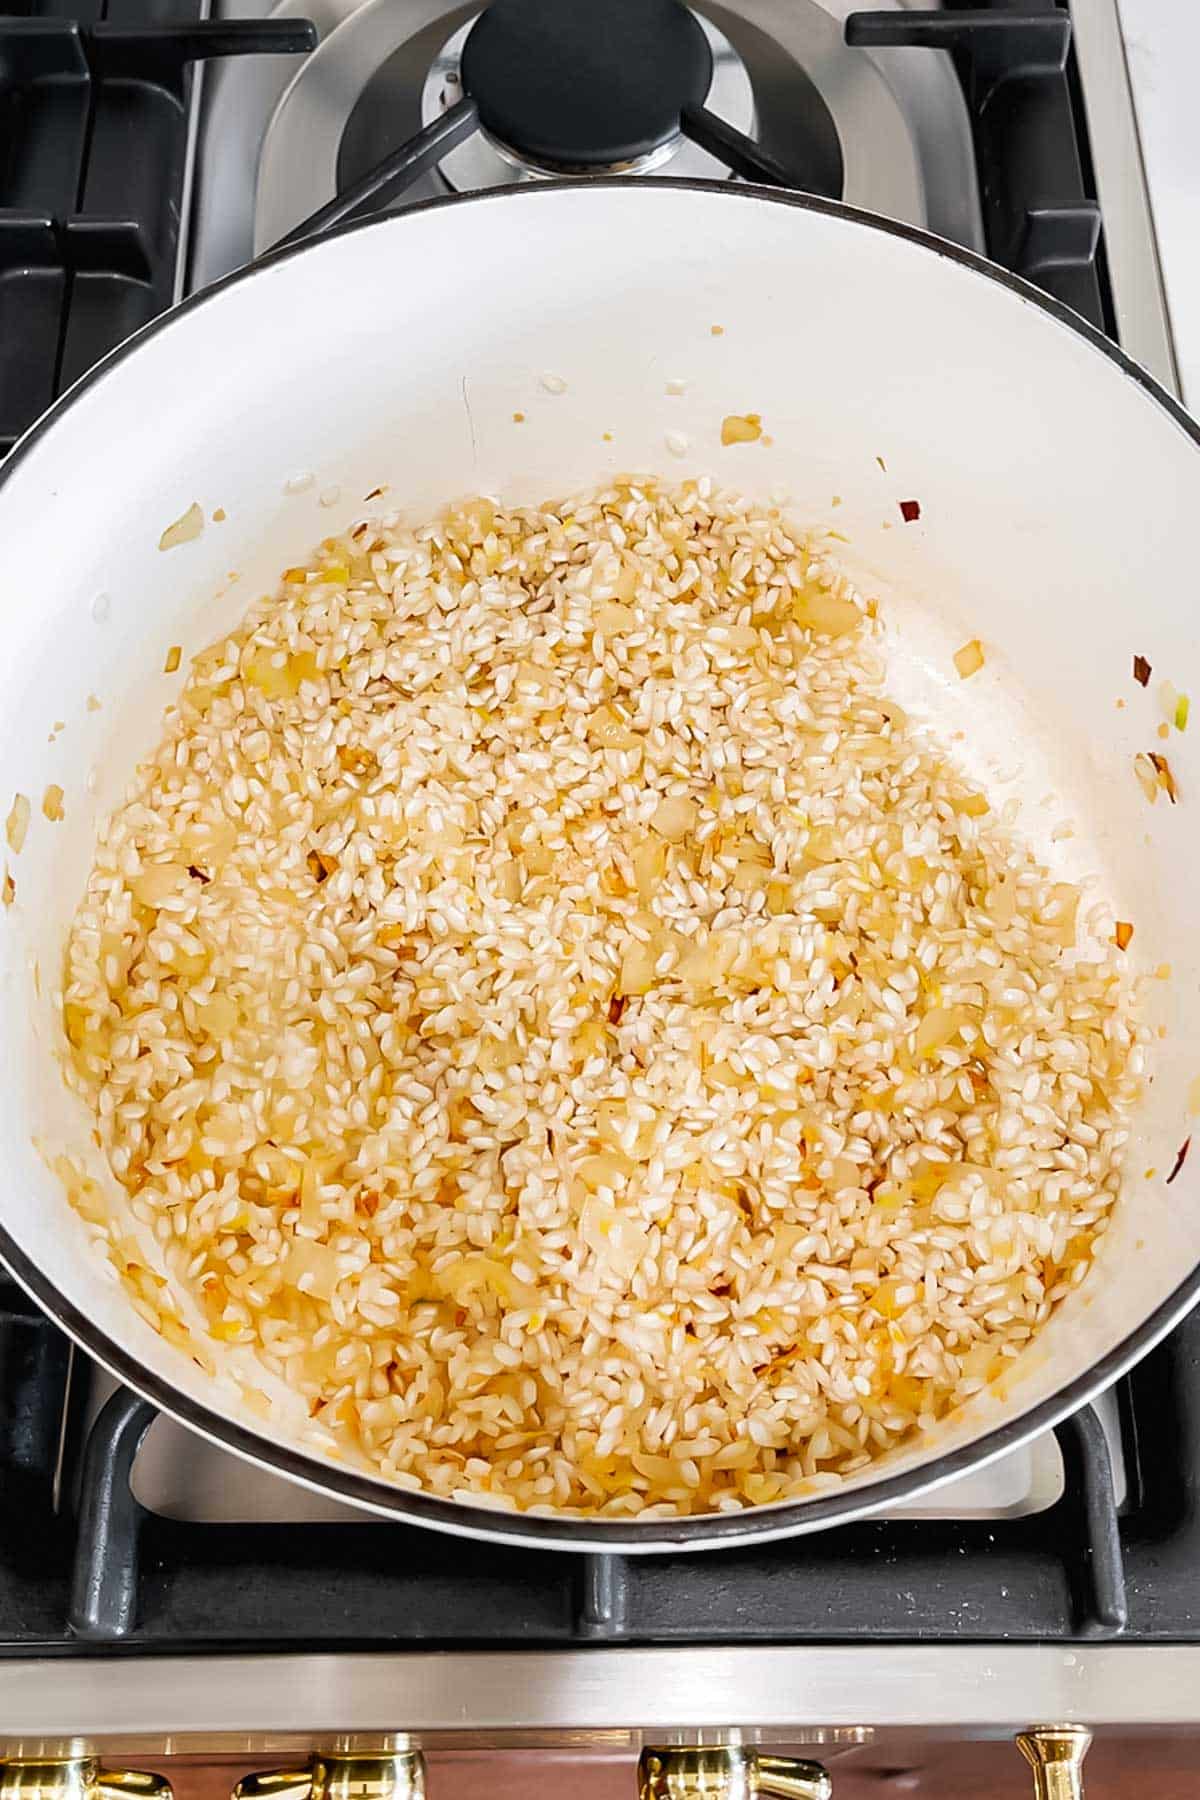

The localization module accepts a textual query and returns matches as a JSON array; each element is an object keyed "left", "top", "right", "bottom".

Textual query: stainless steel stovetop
[
  {"left": 188, "top": 0, "right": 987, "bottom": 284},
  {"left": 183, "top": 0, "right": 1176, "bottom": 395},
  {"left": 1, "top": 0, "right": 1194, "bottom": 1761}
]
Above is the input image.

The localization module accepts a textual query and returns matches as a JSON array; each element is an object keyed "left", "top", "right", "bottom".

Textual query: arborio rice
[{"left": 60, "top": 476, "right": 1146, "bottom": 1517}]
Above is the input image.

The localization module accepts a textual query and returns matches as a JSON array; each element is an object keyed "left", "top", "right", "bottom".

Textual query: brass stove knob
[
  {"left": 639, "top": 1748, "right": 832, "bottom": 1800},
  {"left": 1017, "top": 1726, "right": 1091, "bottom": 1800},
  {"left": 233, "top": 1754, "right": 425, "bottom": 1800},
  {"left": 0, "top": 1762, "right": 171, "bottom": 1800}
]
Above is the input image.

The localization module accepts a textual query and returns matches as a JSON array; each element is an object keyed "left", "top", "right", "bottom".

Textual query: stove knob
[
  {"left": 639, "top": 1748, "right": 832, "bottom": 1800},
  {"left": 233, "top": 1753, "right": 425, "bottom": 1800},
  {"left": 1017, "top": 1726, "right": 1090, "bottom": 1800},
  {"left": 0, "top": 1762, "right": 171, "bottom": 1800}
]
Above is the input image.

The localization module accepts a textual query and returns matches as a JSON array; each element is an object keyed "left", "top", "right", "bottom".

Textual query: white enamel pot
[{"left": 1, "top": 181, "right": 1198, "bottom": 1551}]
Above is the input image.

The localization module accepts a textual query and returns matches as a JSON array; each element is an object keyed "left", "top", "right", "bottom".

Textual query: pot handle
[
  {"left": 233, "top": 1754, "right": 425, "bottom": 1800},
  {"left": 0, "top": 1762, "right": 172, "bottom": 1800}
]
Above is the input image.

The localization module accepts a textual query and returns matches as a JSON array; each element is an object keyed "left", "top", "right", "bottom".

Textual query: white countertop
[{"left": 1119, "top": 0, "right": 1200, "bottom": 408}]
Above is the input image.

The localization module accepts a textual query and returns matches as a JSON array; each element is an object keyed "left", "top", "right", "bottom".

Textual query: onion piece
[
  {"left": 299, "top": 1157, "right": 323, "bottom": 1232},
  {"left": 438, "top": 1254, "right": 540, "bottom": 1312},
  {"left": 651, "top": 795, "right": 697, "bottom": 843},
  {"left": 158, "top": 502, "right": 204, "bottom": 551},
  {"left": 954, "top": 639, "right": 985, "bottom": 680},
  {"left": 915, "top": 1005, "right": 972, "bottom": 1058},
  {"left": 283, "top": 1238, "right": 339, "bottom": 1300},
  {"left": 5, "top": 793, "right": 29, "bottom": 854},
  {"left": 721, "top": 413, "right": 762, "bottom": 446},
  {"left": 132, "top": 862, "right": 187, "bottom": 907},
  {"left": 580, "top": 1194, "right": 649, "bottom": 1282},
  {"left": 791, "top": 585, "right": 861, "bottom": 637}
]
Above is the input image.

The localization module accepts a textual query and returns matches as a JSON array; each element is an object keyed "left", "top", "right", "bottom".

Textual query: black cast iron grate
[
  {"left": 5, "top": 1280, "right": 1200, "bottom": 1647},
  {"left": 845, "top": 0, "right": 1109, "bottom": 333},
  {"left": 0, "top": 0, "right": 1182, "bottom": 1651},
  {"left": 0, "top": 0, "right": 314, "bottom": 457}
]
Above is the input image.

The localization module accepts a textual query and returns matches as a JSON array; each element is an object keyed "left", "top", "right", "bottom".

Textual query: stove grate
[
  {"left": 4, "top": 1302, "right": 1200, "bottom": 1647},
  {"left": 845, "top": 3, "right": 1108, "bottom": 330},
  {"left": 0, "top": 5, "right": 313, "bottom": 456}
]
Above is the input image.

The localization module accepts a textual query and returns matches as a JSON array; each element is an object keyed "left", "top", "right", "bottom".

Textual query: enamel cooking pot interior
[{"left": 0, "top": 181, "right": 1197, "bottom": 1549}]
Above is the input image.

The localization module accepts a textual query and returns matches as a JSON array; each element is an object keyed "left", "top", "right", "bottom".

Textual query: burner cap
[{"left": 460, "top": 0, "right": 714, "bottom": 171}]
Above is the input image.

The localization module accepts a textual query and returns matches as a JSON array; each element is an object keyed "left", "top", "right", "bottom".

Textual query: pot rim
[{"left": 3, "top": 175, "right": 1198, "bottom": 1551}]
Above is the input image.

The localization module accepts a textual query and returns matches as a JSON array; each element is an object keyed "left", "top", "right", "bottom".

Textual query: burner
[
  {"left": 412, "top": 7, "right": 755, "bottom": 196},
  {"left": 251, "top": 0, "right": 979, "bottom": 258},
  {"left": 459, "top": 0, "right": 713, "bottom": 172}
]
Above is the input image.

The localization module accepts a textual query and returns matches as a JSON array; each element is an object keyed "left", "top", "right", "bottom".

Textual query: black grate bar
[
  {"left": 0, "top": 3, "right": 313, "bottom": 456},
  {"left": 86, "top": 19, "right": 317, "bottom": 83},
  {"left": 0, "top": 18, "right": 90, "bottom": 75},
  {"left": 1015, "top": 202, "right": 1101, "bottom": 276},
  {"left": 277, "top": 95, "right": 478, "bottom": 249},
  {"left": 845, "top": 2, "right": 1108, "bottom": 335},
  {"left": 0, "top": 1291, "right": 71, "bottom": 1497},
  {"left": 845, "top": 9, "right": 1070, "bottom": 101},
  {"left": 68, "top": 1388, "right": 155, "bottom": 1641},
  {"left": 575, "top": 1554, "right": 629, "bottom": 1640},
  {"left": 1055, "top": 1405, "right": 1128, "bottom": 1638},
  {"left": 681, "top": 104, "right": 825, "bottom": 193}
]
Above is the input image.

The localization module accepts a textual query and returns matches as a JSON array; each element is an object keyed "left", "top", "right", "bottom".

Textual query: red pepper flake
[
  {"left": 1167, "top": 1137, "right": 1192, "bottom": 1186},
  {"left": 1113, "top": 920, "right": 1134, "bottom": 951},
  {"left": 1133, "top": 654, "right": 1152, "bottom": 687},
  {"left": 608, "top": 994, "right": 627, "bottom": 1025},
  {"left": 1149, "top": 750, "right": 1179, "bottom": 803},
  {"left": 187, "top": 863, "right": 211, "bottom": 885},
  {"left": 363, "top": 486, "right": 385, "bottom": 502},
  {"left": 1, "top": 869, "right": 13, "bottom": 908},
  {"left": 899, "top": 499, "right": 921, "bottom": 523}
]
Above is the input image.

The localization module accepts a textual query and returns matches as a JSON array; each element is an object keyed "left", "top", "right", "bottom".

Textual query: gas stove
[{"left": 1, "top": 0, "right": 1197, "bottom": 1784}]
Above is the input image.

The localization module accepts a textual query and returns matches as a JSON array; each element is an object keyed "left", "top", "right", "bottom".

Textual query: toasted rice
[{"left": 59, "top": 476, "right": 1146, "bottom": 1517}]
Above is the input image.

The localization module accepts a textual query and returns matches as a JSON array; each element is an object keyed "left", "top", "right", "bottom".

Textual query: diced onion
[
  {"left": 954, "top": 639, "right": 985, "bottom": 680},
  {"left": 5, "top": 793, "right": 30, "bottom": 854},
  {"left": 651, "top": 795, "right": 697, "bottom": 843},
  {"left": 721, "top": 413, "right": 762, "bottom": 445},
  {"left": 791, "top": 586, "right": 861, "bottom": 636},
  {"left": 438, "top": 1254, "right": 541, "bottom": 1312},
  {"left": 133, "top": 862, "right": 187, "bottom": 907},
  {"left": 915, "top": 1005, "right": 971, "bottom": 1058},
  {"left": 158, "top": 502, "right": 204, "bottom": 551},
  {"left": 283, "top": 1238, "right": 339, "bottom": 1300}
]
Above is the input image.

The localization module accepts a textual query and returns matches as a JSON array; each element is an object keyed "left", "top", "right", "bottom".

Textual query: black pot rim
[{"left": 3, "top": 175, "right": 1198, "bottom": 1552}]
